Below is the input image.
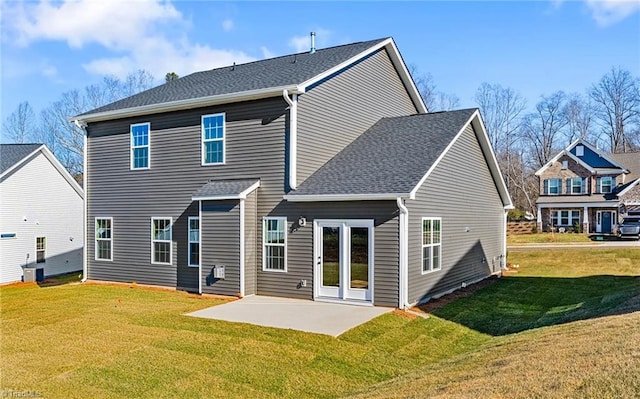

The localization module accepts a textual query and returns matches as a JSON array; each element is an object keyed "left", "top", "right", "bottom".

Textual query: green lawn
[
  {"left": 2, "top": 248, "right": 639, "bottom": 398},
  {"left": 507, "top": 232, "right": 592, "bottom": 244}
]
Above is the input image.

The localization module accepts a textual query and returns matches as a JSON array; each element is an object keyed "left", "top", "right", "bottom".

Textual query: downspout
[
  {"left": 397, "top": 197, "right": 409, "bottom": 309},
  {"left": 76, "top": 120, "right": 88, "bottom": 283},
  {"left": 239, "top": 198, "right": 245, "bottom": 297},
  {"left": 282, "top": 90, "right": 298, "bottom": 190},
  {"left": 198, "top": 200, "right": 203, "bottom": 294},
  {"left": 502, "top": 207, "right": 509, "bottom": 272}
]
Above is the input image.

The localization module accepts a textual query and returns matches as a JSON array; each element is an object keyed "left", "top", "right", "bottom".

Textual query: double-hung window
[
  {"left": 188, "top": 217, "right": 200, "bottom": 267},
  {"left": 599, "top": 177, "right": 613, "bottom": 193},
  {"left": 95, "top": 218, "right": 113, "bottom": 261},
  {"left": 544, "top": 178, "right": 561, "bottom": 195},
  {"left": 568, "top": 177, "right": 584, "bottom": 194},
  {"left": 263, "top": 217, "right": 286, "bottom": 271},
  {"left": 152, "top": 218, "right": 172, "bottom": 264},
  {"left": 422, "top": 218, "right": 442, "bottom": 273},
  {"left": 202, "top": 114, "right": 225, "bottom": 165},
  {"left": 130, "top": 123, "right": 150, "bottom": 169},
  {"left": 36, "top": 237, "right": 46, "bottom": 263}
]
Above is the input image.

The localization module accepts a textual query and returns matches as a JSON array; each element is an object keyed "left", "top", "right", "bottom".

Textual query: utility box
[
  {"left": 23, "top": 268, "right": 44, "bottom": 282},
  {"left": 213, "top": 265, "right": 225, "bottom": 279}
]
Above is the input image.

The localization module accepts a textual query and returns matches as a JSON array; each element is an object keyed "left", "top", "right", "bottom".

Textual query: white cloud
[
  {"left": 585, "top": 0, "right": 640, "bottom": 27},
  {"left": 41, "top": 65, "right": 58, "bottom": 78},
  {"left": 222, "top": 19, "right": 234, "bottom": 32},
  {"left": 260, "top": 46, "right": 276, "bottom": 59},
  {"left": 288, "top": 29, "right": 332, "bottom": 53},
  {"left": 3, "top": 0, "right": 256, "bottom": 79}
]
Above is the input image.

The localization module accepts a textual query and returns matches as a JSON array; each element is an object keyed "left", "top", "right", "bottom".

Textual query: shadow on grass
[
  {"left": 37, "top": 271, "right": 83, "bottom": 287},
  {"left": 431, "top": 275, "right": 640, "bottom": 336}
]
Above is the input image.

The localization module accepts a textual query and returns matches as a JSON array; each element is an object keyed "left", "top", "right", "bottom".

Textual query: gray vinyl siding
[
  {"left": 264, "top": 201, "right": 399, "bottom": 307},
  {"left": 243, "top": 190, "right": 258, "bottom": 295},
  {"left": 201, "top": 201, "right": 240, "bottom": 296},
  {"left": 86, "top": 97, "right": 287, "bottom": 288},
  {"left": 296, "top": 48, "right": 418, "bottom": 185},
  {"left": 176, "top": 201, "right": 199, "bottom": 291},
  {"left": 406, "top": 124, "right": 505, "bottom": 304}
]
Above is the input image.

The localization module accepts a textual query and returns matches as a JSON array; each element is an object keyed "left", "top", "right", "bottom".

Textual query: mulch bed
[{"left": 413, "top": 275, "right": 500, "bottom": 314}]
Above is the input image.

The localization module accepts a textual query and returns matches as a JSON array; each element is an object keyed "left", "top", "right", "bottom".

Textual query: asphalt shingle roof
[
  {"left": 80, "top": 38, "right": 388, "bottom": 117},
  {"left": 288, "top": 109, "right": 477, "bottom": 197},
  {"left": 609, "top": 152, "right": 640, "bottom": 182},
  {"left": 192, "top": 179, "right": 259, "bottom": 198},
  {"left": 0, "top": 144, "right": 42, "bottom": 174}
]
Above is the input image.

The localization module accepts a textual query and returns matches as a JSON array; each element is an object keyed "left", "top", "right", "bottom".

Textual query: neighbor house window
[
  {"left": 544, "top": 178, "right": 561, "bottom": 195},
  {"left": 202, "top": 114, "right": 225, "bottom": 165},
  {"left": 95, "top": 218, "right": 113, "bottom": 261},
  {"left": 599, "top": 177, "right": 614, "bottom": 193},
  {"left": 130, "top": 123, "right": 150, "bottom": 169},
  {"left": 422, "top": 218, "right": 442, "bottom": 273},
  {"left": 188, "top": 217, "right": 199, "bottom": 267},
  {"left": 152, "top": 218, "right": 172, "bottom": 264},
  {"left": 36, "top": 237, "right": 46, "bottom": 263},
  {"left": 551, "top": 210, "right": 580, "bottom": 227},
  {"left": 568, "top": 177, "right": 584, "bottom": 194},
  {"left": 263, "top": 217, "right": 286, "bottom": 271}
]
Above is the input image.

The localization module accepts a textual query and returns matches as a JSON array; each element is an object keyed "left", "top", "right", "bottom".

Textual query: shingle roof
[
  {"left": 192, "top": 179, "right": 260, "bottom": 199},
  {"left": 287, "top": 109, "right": 477, "bottom": 197},
  {"left": 0, "top": 144, "right": 42, "bottom": 174},
  {"left": 609, "top": 152, "right": 640, "bottom": 182},
  {"left": 536, "top": 195, "right": 618, "bottom": 204},
  {"left": 80, "top": 38, "right": 388, "bottom": 117}
]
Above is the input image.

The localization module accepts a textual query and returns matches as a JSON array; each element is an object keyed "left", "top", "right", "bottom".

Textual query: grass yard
[
  {"left": 1, "top": 248, "right": 639, "bottom": 398},
  {"left": 507, "top": 232, "right": 592, "bottom": 244}
]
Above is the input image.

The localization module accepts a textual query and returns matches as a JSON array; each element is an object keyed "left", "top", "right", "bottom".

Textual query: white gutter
[
  {"left": 70, "top": 85, "right": 301, "bottom": 124},
  {"left": 397, "top": 197, "right": 409, "bottom": 309},
  {"left": 77, "top": 121, "right": 88, "bottom": 283},
  {"left": 239, "top": 198, "right": 246, "bottom": 297},
  {"left": 282, "top": 90, "right": 298, "bottom": 190},
  {"left": 502, "top": 207, "right": 508, "bottom": 271}
]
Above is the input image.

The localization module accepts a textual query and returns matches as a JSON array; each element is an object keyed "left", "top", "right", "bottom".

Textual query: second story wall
[{"left": 296, "top": 48, "right": 418, "bottom": 185}]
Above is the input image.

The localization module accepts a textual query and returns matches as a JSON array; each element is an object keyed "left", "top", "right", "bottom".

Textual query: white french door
[{"left": 314, "top": 220, "right": 374, "bottom": 303}]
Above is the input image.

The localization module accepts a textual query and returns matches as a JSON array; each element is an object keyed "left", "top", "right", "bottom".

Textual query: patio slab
[{"left": 186, "top": 295, "right": 392, "bottom": 337}]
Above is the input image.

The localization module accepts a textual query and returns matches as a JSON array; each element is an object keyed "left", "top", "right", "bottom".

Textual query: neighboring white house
[{"left": 0, "top": 144, "right": 84, "bottom": 284}]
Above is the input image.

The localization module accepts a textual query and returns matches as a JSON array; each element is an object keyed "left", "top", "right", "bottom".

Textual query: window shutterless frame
[
  {"left": 421, "top": 217, "right": 442, "bottom": 274},
  {"left": 201, "top": 113, "right": 226, "bottom": 165},
  {"left": 95, "top": 217, "right": 113, "bottom": 261},
  {"left": 36, "top": 236, "right": 46, "bottom": 263},
  {"left": 130, "top": 122, "right": 150, "bottom": 170},
  {"left": 262, "top": 217, "right": 287, "bottom": 272},
  {"left": 151, "top": 217, "right": 172, "bottom": 265},
  {"left": 188, "top": 216, "right": 200, "bottom": 267}
]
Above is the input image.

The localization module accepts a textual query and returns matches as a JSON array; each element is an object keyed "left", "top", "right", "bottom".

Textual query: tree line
[{"left": 3, "top": 66, "right": 639, "bottom": 213}]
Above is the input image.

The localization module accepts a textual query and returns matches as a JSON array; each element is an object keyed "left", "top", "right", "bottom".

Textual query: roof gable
[
  {"left": 285, "top": 109, "right": 512, "bottom": 208},
  {"left": 73, "top": 37, "right": 426, "bottom": 123},
  {"left": 536, "top": 138, "right": 628, "bottom": 176}
]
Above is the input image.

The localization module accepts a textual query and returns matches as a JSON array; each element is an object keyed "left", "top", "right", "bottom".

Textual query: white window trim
[
  {"left": 599, "top": 176, "right": 613, "bottom": 193},
  {"left": 552, "top": 210, "right": 580, "bottom": 227},
  {"left": 35, "top": 236, "right": 46, "bottom": 264},
  {"left": 262, "top": 216, "right": 287, "bottom": 272},
  {"left": 130, "top": 122, "right": 150, "bottom": 170},
  {"left": 95, "top": 217, "right": 113, "bottom": 262},
  {"left": 546, "top": 178, "right": 561, "bottom": 195},
  {"left": 421, "top": 217, "right": 442, "bottom": 274},
  {"left": 201, "top": 113, "right": 226, "bottom": 166},
  {"left": 570, "top": 177, "right": 584, "bottom": 194},
  {"left": 151, "top": 217, "right": 173, "bottom": 265},
  {"left": 188, "top": 216, "right": 200, "bottom": 267}
]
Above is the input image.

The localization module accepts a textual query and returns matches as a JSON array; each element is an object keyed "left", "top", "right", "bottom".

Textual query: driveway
[{"left": 186, "top": 295, "right": 392, "bottom": 337}]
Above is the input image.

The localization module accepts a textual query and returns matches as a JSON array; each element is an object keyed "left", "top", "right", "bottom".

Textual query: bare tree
[
  {"left": 589, "top": 67, "right": 640, "bottom": 153},
  {"left": 521, "top": 91, "right": 568, "bottom": 168},
  {"left": 2, "top": 101, "right": 36, "bottom": 143},
  {"left": 562, "top": 93, "right": 593, "bottom": 143},
  {"left": 408, "top": 65, "right": 460, "bottom": 112},
  {"left": 474, "top": 83, "right": 526, "bottom": 154}
]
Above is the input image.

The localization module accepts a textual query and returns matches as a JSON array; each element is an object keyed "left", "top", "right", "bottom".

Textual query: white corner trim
[
  {"left": 198, "top": 200, "right": 203, "bottom": 294},
  {"left": 397, "top": 198, "right": 409, "bottom": 309},
  {"left": 82, "top": 136, "right": 88, "bottom": 282},
  {"left": 239, "top": 199, "right": 245, "bottom": 297}
]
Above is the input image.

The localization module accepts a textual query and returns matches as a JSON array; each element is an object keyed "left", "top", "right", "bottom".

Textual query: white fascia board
[
  {"left": 618, "top": 178, "right": 640, "bottom": 197},
  {"left": 594, "top": 168, "right": 629, "bottom": 175},
  {"left": 408, "top": 111, "right": 513, "bottom": 208},
  {"left": 70, "top": 85, "right": 299, "bottom": 124},
  {"left": 578, "top": 139, "right": 629, "bottom": 171},
  {"left": 537, "top": 202, "right": 619, "bottom": 208},
  {"left": 297, "top": 38, "right": 428, "bottom": 114},
  {"left": 283, "top": 193, "right": 408, "bottom": 202},
  {"left": 192, "top": 181, "right": 260, "bottom": 202}
]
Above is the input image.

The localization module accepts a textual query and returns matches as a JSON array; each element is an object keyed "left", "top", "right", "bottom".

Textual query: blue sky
[{"left": 1, "top": 0, "right": 639, "bottom": 126}]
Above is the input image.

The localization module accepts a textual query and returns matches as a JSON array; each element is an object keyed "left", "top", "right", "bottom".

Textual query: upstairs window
[
  {"left": 544, "top": 178, "right": 562, "bottom": 195},
  {"left": 568, "top": 177, "right": 585, "bottom": 194},
  {"left": 598, "top": 177, "right": 614, "bottom": 193},
  {"left": 576, "top": 145, "right": 584, "bottom": 156},
  {"left": 131, "top": 123, "right": 150, "bottom": 169},
  {"left": 263, "top": 217, "right": 286, "bottom": 271},
  {"left": 202, "top": 114, "right": 225, "bottom": 165},
  {"left": 561, "top": 160, "right": 568, "bottom": 170},
  {"left": 152, "top": 218, "right": 172, "bottom": 265},
  {"left": 422, "top": 218, "right": 442, "bottom": 273},
  {"left": 188, "top": 217, "right": 200, "bottom": 267}
]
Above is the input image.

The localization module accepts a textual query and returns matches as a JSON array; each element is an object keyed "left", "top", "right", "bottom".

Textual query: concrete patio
[{"left": 186, "top": 295, "right": 392, "bottom": 337}]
